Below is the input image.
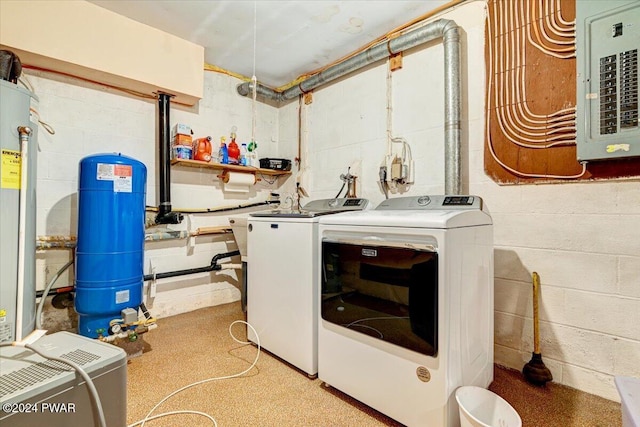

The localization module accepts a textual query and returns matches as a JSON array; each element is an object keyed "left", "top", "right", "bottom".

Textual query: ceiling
[{"left": 88, "top": 0, "right": 452, "bottom": 89}]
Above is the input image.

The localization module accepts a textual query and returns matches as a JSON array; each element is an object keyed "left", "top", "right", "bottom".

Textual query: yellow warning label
[
  {"left": 606, "top": 144, "right": 630, "bottom": 153},
  {"left": 1, "top": 149, "right": 22, "bottom": 189}
]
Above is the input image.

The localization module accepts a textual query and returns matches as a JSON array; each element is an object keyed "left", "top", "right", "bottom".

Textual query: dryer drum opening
[{"left": 321, "top": 241, "right": 438, "bottom": 356}]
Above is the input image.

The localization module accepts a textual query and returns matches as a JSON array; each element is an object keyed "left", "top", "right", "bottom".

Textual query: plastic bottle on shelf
[
  {"left": 247, "top": 140, "right": 258, "bottom": 167},
  {"left": 240, "top": 143, "right": 248, "bottom": 166},
  {"left": 193, "top": 136, "right": 212, "bottom": 162},
  {"left": 218, "top": 136, "right": 228, "bottom": 164},
  {"left": 227, "top": 126, "right": 240, "bottom": 165}
]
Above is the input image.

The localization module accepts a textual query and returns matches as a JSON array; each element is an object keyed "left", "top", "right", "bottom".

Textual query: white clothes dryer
[{"left": 317, "top": 195, "right": 493, "bottom": 427}]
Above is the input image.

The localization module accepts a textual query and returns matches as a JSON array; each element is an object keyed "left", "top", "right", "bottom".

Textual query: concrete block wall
[
  {"left": 30, "top": 69, "right": 287, "bottom": 320},
  {"left": 24, "top": 0, "right": 639, "bottom": 402},
  {"left": 282, "top": 0, "right": 640, "bottom": 401}
]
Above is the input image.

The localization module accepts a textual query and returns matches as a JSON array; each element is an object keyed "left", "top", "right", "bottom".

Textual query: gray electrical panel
[{"left": 576, "top": 0, "right": 639, "bottom": 162}]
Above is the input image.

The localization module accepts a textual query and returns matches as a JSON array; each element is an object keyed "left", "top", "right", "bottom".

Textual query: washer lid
[{"left": 250, "top": 198, "right": 369, "bottom": 218}]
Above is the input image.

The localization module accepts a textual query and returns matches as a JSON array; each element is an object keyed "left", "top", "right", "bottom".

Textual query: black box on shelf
[{"left": 259, "top": 158, "right": 292, "bottom": 171}]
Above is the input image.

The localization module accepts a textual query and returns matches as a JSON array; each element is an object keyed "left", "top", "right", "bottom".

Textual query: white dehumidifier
[{"left": 0, "top": 331, "right": 127, "bottom": 427}]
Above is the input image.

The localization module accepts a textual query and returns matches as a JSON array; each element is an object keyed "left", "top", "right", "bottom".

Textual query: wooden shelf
[{"left": 170, "top": 159, "right": 292, "bottom": 176}]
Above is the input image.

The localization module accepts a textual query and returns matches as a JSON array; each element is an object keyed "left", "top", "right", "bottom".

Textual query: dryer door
[{"left": 321, "top": 240, "right": 438, "bottom": 356}]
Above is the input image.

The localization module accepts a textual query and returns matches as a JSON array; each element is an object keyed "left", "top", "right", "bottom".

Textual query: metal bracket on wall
[{"left": 390, "top": 52, "right": 403, "bottom": 71}]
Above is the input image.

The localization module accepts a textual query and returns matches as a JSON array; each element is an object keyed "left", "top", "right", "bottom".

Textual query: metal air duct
[{"left": 237, "top": 18, "right": 462, "bottom": 194}]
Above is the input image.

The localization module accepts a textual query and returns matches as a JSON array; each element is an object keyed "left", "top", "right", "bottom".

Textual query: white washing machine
[
  {"left": 247, "top": 198, "right": 368, "bottom": 377},
  {"left": 317, "top": 195, "right": 493, "bottom": 427}
]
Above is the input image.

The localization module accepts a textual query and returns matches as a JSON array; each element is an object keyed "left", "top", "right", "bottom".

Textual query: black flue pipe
[
  {"left": 143, "top": 250, "right": 240, "bottom": 282},
  {"left": 155, "top": 92, "right": 183, "bottom": 225},
  {"left": 158, "top": 93, "right": 170, "bottom": 217}
]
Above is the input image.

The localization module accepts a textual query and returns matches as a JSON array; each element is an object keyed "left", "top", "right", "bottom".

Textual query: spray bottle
[{"left": 218, "top": 136, "right": 228, "bottom": 164}]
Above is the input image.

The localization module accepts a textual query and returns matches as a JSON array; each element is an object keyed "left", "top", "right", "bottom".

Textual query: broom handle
[{"left": 533, "top": 272, "right": 541, "bottom": 354}]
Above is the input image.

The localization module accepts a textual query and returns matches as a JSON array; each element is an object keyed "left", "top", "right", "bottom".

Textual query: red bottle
[
  {"left": 193, "top": 136, "right": 212, "bottom": 162},
  {"left": 227, "top": 136, "right": 240, "bottom": 164}
]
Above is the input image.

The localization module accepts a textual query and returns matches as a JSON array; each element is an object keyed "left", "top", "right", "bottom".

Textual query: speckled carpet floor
[{"left": 126, "top": 302, "right": 622, "bottom": 427}]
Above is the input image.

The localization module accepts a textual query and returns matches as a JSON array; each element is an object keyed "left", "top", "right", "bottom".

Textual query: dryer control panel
[{"left": 375, "top": 195, "right": 483, "bottom": 210}]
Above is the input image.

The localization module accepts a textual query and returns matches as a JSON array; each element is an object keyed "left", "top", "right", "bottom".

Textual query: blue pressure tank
[{"left": 75, "top": 153, "right": 147, "bottom": 338}]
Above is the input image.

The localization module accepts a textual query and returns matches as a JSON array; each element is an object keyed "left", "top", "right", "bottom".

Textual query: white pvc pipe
[
  {"left": 485, "top": 1, "right": 586, "bottom": 179},
  {"left": 492, "top": 1, "right": 575, "bottom": 147},
  {"left": 491, "top": 0, "right": 578, "bottom": 148},
  {"left": 515, "top": 7, "right": 576, "bottom": 123},
  {"left": 553, "top": 0, "right": 576, "bottom": 27},
  {"left": 525, "top": 0, "right": 575, "bottom": 59},
  {"left": 544, "top": 0, "right": 575, "bottom": 39},
  {"left": 516, "top": 2, "right": 576, "bottom": 121},
  {"left": 219, "top": 263, "right": 243, "bottom": 270},
  {"left": 537, "top": 0, "right": 575, "bottom": 45},
  {"left": 16, "top": 126, "right": 32, "bottom": 342},
  {"left": 512, "top": 1, "right": 574, "bottom": 123},
  {"left": 516, "top": 1, "right": 576, "bottom": 118}
]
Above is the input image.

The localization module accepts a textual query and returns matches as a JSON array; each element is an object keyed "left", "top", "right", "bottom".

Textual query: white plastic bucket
[
  {"left": 615, "top": 376, "right": 640, "bottom": 427},
  {"left": 455, "top": 386, "right": 522, "bottom": 427}
]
